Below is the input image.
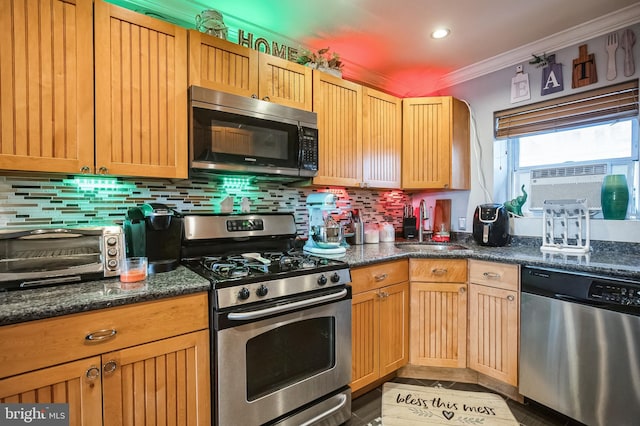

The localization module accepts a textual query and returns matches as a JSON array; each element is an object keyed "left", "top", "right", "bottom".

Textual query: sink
[{"left": 394, "top": 242, "right": 470, "bottom": 251}]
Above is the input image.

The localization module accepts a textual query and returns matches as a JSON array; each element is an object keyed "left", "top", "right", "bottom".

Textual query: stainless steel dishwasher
[{"left": 520, "top": 266, "right": 640, "bottom": 426}]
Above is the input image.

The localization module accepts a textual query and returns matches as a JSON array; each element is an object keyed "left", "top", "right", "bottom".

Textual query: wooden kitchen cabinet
[
  {"left": 351, "top": 260, "right": 409, "bottom": 392},
  {"left": 94, "top": 1, "right": 188, "bottom": 178},
  {"left": 402, "top": 96, "right": 470, "bottom": 190},
  {"left": 0, "top": 293, "right": 210, "bottom": 426},
  {"left": 188, "top": 31, "right": 313, "bottom": 111},
  {"left": 468, "top": 260, "right": 519, "bottom": 386},
  {"left": 0, "top": 0, "right": 94, "bottom": 174},
  {"left": 0, "top": 0, "right": 188, "bottom": 178},
  {"left": 312, "top": 71, "right": 363, "bottom": 187},
  {"left": 362, "top": 87, "right": 403, "bottom": 188},
  {"left": 409, "top": 259, "right": 467, "bottom": 367}
]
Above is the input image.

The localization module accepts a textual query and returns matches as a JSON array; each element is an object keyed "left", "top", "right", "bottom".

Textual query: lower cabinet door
[
  {"left": 0, "top": 356, "right": 104, "bottom": 426},
  {"left": 351, "top": 289, "right": 380, "bottom": 392},
  {"left": 409, "top": 282, "right": 467, "bottom": 367},
  {"left": 468, "top": 284, "right": 519, "bottom": 386},
  {"left": 102, "top": 330, "right": 210, "bottom": 426},
  {"left": 379, "top": 282, "right": 409, "bottom": 376}
]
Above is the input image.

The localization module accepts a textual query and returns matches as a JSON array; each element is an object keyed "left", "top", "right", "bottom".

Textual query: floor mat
[{"left": 382, "top": 382, "right": 519, "bottom": 425}]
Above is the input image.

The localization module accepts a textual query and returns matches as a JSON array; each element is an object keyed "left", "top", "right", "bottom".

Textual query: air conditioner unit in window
[{"left": 529, "top": 164, "right": 608, "bottom": 209}]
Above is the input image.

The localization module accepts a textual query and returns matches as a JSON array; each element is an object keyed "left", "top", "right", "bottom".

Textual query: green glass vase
[{"left": 601, "top": 174, "right": 629, "bottom": 220}]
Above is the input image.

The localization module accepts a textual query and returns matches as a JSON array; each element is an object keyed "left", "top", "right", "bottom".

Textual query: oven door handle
[
  {"left": 299, "top": 393, "right": 348, "bottom": 426},
  {"left": 227, "top": 289, "right": 348, "bottom": 321}
]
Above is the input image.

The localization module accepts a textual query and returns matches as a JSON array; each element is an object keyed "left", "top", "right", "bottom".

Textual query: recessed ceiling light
[{"left": 431, "top": 28, "right": 450, "bottom": 39}]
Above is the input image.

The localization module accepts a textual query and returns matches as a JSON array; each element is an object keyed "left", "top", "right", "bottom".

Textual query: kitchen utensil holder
[{"left": 540, "top": 199, "right": 591, "bottom": 254}]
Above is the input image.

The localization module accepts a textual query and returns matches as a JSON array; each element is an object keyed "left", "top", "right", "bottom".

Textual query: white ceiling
[{"left": 115, "top": 0, "right": 640, "bottom": 96}]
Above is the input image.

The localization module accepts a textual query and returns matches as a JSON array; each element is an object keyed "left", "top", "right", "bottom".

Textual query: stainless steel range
[{"left": 181, "top": 213, "right": 352, "bottom": 426}]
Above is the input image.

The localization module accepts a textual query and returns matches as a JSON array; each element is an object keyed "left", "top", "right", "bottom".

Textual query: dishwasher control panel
[{"left": 589, "top": 281, "right": 640, "bottom": 306}]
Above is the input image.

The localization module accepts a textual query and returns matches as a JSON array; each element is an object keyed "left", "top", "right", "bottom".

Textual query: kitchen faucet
[{"left": 418, "top": 199, "right": 428, "bottom": 242}]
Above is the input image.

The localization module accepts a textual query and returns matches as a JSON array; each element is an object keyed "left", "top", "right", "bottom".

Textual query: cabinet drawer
[
  {"left": 410, "top": 259, "right": 467, "bottom": 283},
  {"left": 0, "top": 292, "right": 208, "bottom": 379},
  {"left": 351, "top": 260, "right": 409, "bottom": 294},
  {"left": 469, "top": 260, "right": 519, "bottom": 291}
]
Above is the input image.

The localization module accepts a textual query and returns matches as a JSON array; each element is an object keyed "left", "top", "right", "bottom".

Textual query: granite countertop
[
  {"left": 343, "top": 240, "right": 640, "bottom": 279},
  {"left": 2, "top": 240, "right": 638, "bottom": 326},
  {"left": 0, "top": 266, "right": 210, "bottom": 326}
]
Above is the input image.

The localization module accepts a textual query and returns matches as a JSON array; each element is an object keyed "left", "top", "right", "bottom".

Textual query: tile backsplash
[{"left": 0, "top": 172, "right": 410, "bottom": 236}]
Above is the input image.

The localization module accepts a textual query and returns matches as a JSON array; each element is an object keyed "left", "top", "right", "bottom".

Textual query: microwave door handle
[{"left": 227, "top": 289, "right": 348, "bottom": 321}]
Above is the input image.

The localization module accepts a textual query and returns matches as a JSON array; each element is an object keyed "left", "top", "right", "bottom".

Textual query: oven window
[
  {"left": 245, "top": 317, "right": 335, "bottom": 401},
  {"left": 0, "top": 235, "right": 102, "bottom": 272}
]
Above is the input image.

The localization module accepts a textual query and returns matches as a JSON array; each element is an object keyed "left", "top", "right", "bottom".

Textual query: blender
[{"left": 304, "top": 193, "right": 346, "bottom": 256}]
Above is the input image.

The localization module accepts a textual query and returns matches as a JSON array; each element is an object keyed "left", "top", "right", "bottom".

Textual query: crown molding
[{"left": 438, "top": 2, "right": 640, "bottom": 90}]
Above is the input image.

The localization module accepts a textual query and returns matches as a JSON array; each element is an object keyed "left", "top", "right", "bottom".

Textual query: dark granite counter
[
  {"left": 0, "top": 266, "right": 210, "bottom": 326},
  {"left": 343, "top": 240, "right": 640, "bottom": 279},
  {"left": 2, "top": 241, "right": 638, "bottom": 326}
]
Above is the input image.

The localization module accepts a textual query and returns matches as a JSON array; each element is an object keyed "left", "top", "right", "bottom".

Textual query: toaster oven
[{"left": 0, "top": 226, "right": 125, "bottom": 291}]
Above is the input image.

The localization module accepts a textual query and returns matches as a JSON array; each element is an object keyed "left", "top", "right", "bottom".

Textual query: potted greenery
[{"left": 296, "top": 47, "right": 343, "bottom": 77}]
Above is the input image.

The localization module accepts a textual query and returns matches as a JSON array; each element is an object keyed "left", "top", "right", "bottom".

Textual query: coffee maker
[
  {"left": 304, "top": 193, "right": 346, "bottom": 256},
  {"left": 124, "top": 203, "right": 182, "bottom": 273}
]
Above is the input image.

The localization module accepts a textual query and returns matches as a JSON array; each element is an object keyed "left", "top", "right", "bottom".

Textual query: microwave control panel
[{"left": 299, "top": 127, "right": 318, "bottom": 171}]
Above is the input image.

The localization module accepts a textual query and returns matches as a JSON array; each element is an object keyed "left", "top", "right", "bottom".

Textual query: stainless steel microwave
[{"left": 189, "top": 86, "right": 319, "bottom": 178}]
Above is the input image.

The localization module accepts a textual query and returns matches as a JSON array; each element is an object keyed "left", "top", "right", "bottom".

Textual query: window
[{"left": 495, "top": 80, "right": 639, "bottom": 217}]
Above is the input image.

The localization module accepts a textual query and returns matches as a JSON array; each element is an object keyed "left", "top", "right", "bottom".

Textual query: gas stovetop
[
  {"left": 184, "top": 249, "right": 345, "bottom": 285},
  {"left": 180, "top": 213, "right": 351, "bottom": 309}
]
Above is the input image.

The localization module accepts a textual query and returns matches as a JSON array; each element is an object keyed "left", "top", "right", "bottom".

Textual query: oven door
[{"left": 215, "top": 290, "right": 351, "bottom": 426}]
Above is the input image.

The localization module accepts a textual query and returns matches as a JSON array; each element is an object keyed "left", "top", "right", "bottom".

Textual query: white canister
[
  {"left": 364, "top": 225, "right": 379, "bottom": 244},
  {"left": 379, "top": 222, "right": 395, "bottom": 242}
]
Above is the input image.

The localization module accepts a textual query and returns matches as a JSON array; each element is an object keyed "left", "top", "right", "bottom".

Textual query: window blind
[{"left": 494, "top": 79, "right": 639, "bottom": 139}]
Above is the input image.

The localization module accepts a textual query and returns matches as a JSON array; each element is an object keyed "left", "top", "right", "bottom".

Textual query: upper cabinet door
[
  {"left": 312, "top": 71, "right": 363, "bottom": 187},
  {"left": 402, "top": 97, "right": 452, "bottom": 189},
  {"left": 0, "top": 0, "right": 94, "bottom": 174},
  {"left": 258, "top": 53, "right": 313, "bottom": 111},
  {"left": 363, "top": 88, "right": 402, "bottom": 189},
  {"left": 95, "top": 1, "right": 188, "bottom": 178},
  {"left": 402, "top": 96, "right": 470, "bottom": 190},
  {"left": 188, "top": 30, "right": 259, "bottom": 98}
]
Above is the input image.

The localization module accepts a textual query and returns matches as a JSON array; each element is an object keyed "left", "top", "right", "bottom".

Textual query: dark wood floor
[{"left": 345, "top": 377, "right": 586, "bottom": 426}]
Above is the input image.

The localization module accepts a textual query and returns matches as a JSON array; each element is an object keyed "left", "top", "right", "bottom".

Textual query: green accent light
[
  {"left": 65, "top": 177, "right": 135, "bottom": 193},
  {"left": 221, "top": 176, "right": 254, "bottom": 192}
]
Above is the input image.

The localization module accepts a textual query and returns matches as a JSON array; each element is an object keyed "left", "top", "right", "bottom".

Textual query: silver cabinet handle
[
  {"left": 374, "top": 273, "right": 388, "bottom": 282},
  {"left": 459, "top": 287, "right": 466, "bottom": 293},
  {"left": 80, "top": 165, "right": 91, "bottom": 173},
  {"left": 378, "top": 291, "right": 389, "bottom": 298},
  {"left": 98, "top": 166, "right": 108, "bottom": 174},
  {"left": 262, "top": 96, "right": 270, "bottom": 102},
  {"left": 432, "top": 268, "right": 448, "bottom": 275},
  {"left": 483, "top": 272, "right": 501, "bottom": 279},
  {"left": 103, "top": 360, "right": 117, "bottom": 374},
  {"left": 85, "top": 329, "right": 117, "bottom": 342},
  {"left": 507, "top": 295, "right": 515, "bottom": 302},
  {"left": 86, "top": 366, "right": 100, "bottom": 379}
]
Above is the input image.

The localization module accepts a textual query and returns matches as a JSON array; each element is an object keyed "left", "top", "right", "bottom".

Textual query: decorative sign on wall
[
  {"left": 541, "top": 54, "right": 563, "bottom": 96},
  {"left": 510, "top": 65, "right": 531, "bottom": 103},
  {"left": 572, "top": 44, "right": 597, "bottom": 88},
  {"left": 237, "top": 29, "right": 300, "bottom": 61}
]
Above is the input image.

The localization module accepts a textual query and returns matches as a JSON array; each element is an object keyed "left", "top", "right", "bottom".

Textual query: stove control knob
[
  {"left": 318, "top": 275, "right": 328, "bottom": 286},
  {"left": 256, "top": 285, "right": 269, "bottom": 297},
  {"left": 238, "top": 288, "right": 251, "bottom": 300},
  {"left": 330, "top": 272, "right": 341, "bottom": 283}
]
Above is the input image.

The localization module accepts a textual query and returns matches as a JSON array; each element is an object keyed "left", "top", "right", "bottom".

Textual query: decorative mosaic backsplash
[{"left": 0, "top": 172, "right": 411, "bottom": 236}]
